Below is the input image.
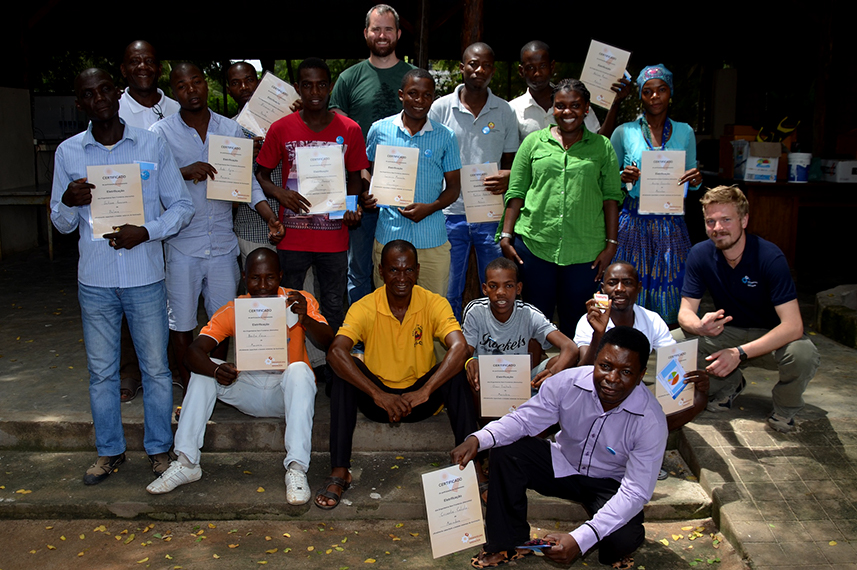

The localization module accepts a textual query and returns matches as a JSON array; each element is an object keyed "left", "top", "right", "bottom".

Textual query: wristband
[
  {"left": 605, "top": 238, "right": 619, "bottom": 245},
  {"left": 464, "top": 356, "right": 478, "bottom": 371},
  {"left": 500, "top": 232, "right": 514, "bottom": 240}
]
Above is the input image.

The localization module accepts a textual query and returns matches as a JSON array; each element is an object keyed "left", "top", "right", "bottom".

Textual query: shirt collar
[
  {"left": 377, "top": 284, "right": 428, "bottom": 317},
  {"left": 574, "top": 367, "right": 649, "bottom": 416},
  {"left": 81, "top": 117, "right": 135, "bottom": 149},
  {"left": 120, "top": 88, "right": 167, "bottom": 115},
  {"left": 451, "top": 84, "right": 500, "bottom": 115},
  {"left": 177, "top": 108, "right": 220, "bottom": 132},
  {"left": 537, "top": 122, "right": 593, "bottom": 145},
  {"left": 393, "top": 111, "right": 433, "bottom": 136}
]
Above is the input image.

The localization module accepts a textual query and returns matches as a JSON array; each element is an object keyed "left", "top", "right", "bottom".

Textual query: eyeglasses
[{"left": 152, "top": 103, "right": 165, "bottom": 121}]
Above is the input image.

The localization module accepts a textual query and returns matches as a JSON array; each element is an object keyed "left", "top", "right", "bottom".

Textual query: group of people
[{"left": 49, "top": 3, "right": 820, "bottom": 568}]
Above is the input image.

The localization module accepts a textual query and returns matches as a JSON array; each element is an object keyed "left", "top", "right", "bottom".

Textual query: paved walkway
[{"left": 2, "top": 246, "right": 856, "bottom": 569}]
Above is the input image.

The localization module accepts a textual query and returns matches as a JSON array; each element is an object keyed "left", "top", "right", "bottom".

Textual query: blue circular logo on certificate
[
  {"left": 482, "top": 126, "right": 491, "bottom": 135},
  {"left": 336, "top": 136, "right": 344, "bottom": 144},
  {"left": 424, "top": 149, "right": 432, "bottom": 157},
  {"left": 141, "top": 170, "right": 150, "bottom": 180}
]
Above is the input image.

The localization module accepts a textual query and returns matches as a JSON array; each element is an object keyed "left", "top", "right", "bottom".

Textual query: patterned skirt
[{"left": 612, "top": 196, "right": 691, "bottom": 325}]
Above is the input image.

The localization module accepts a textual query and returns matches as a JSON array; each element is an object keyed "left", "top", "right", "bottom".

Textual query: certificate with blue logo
[
  {"left": 234, "top": 297, "right": 289, "bottom": 371},
  {"left": 295, "top": 145, "right": 347, "bottom": 214},
  {"left": 207, "top": 135, "right": 253, "bottom": 203},
  {"left": 86, "top": 163, "right": 145, "bottom": 240},
  {"left": 461, "top": 163, "right": 504, "bottom": 224},
  {"left": 421, "top": 462, "right": 485, "bottom": 558},
  {"left": 655, "top": 339, "right": 697, "bottom": 415},
  {"left": 370, "top": 145, "right": 418, "bottom": 207}
]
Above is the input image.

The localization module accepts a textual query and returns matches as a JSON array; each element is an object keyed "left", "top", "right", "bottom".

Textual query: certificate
[
  {"left": 86, "top": 163, "right": 145, "bottom": 239},
  {"left": 235, "top": 71, "right": 299, "bottom": 137},
  {"left": 580, "top": 39, "right": 632, "bottom": 110},
  {"left": 234, "top": 297, "right": 289, "bottom": 371},
  {"left": 639, "top": 150, "right": 686, "bottom": 215},
  {"left": 295, "top": 145, "right": 347, "bottom": 214},
  {"left": 421, "top": 462, "right": 486, "bottom": 558},
  {"left": 655, "top": 339, "right": 697, "bottom": 415},
  {"left": 206, "top": 135, "right": 253, "bottom": 203},
  {"left": 479, "top": 354, "right": 531, "bottom": 418},
  {"left": 461, "top": 163, "right": 504, "bottom": 224},
  {"left": 370, "top": 145, "right": 418, "bottom": 207}
]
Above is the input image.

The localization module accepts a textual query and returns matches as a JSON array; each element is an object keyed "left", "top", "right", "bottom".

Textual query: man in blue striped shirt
[
  {"left": 151, "top": 63, "right": 283, "bottom": 390},
  {"left": 365, "top": 68, "right": 461, "bottom": 297},
  {"left": 50, "top": 69, "right": 194, "bottom": 485}
]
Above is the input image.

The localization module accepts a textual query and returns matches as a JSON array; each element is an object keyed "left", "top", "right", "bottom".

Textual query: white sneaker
[
  {"left": 285, "top": 467, "right": 310, "bottom": 505},
  {"left": 146, "top": 460, "right": 202, "bottom": 494}
]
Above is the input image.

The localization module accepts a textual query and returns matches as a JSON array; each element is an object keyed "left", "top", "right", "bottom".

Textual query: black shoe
[{"left": 83, "top": 453, "right": 126, "bottom": 485}]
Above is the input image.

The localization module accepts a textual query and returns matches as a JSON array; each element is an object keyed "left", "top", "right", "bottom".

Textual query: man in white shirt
[
  {"left": 118, "top": 40, "right": 180, "bottom": 130},
  {"left": 575, "top": 262, "right": 675, "bottom": 365},
  {"left": 509, "top": 40, "right": 630, "bottom": 142}
]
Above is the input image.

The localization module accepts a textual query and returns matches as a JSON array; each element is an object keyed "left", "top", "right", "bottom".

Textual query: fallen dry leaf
[
  {"left": 830, "top": 540, "right": 838, "bottom": 546},
  {"left": 364, "top": 559, "right": 376, "bottom": 563},
  {"left": 124, "top": 533, "right": 136, "bottom": 545},
  {"left": 265, "top": 536, "right": 272, "bottom": 541},
  {"left": 15, "top": 489, "right": 32, "bottom": 495},
  {"left": 213, "top": 554, "right": 220, "bottom": 559},
  {"left": 659, "top": 538, "right": 669, "bottom": 546},
  {"left": 137, "top": 558, "right": 149, "bottom": 564},
  {"left": 165, "top": 554, "right": 173, "bottom": 559},
  {"left": 79, "top": 534, "right": 85, "bottom": 539},
  {"left": 47, "top": 545, "right": 56, "bottom": 550},
  {"left": 45, "top": 526, "right": 53, "bottom": 530},
  {"left": 266, "top": 548, "right": 278, "bottom": 554},
  {"left": 257, "top": 487, "right": 265, "bottom": 493},
  {"left": 307, "top": 546, "right": 315, "bottom": 551},
  {"left": 208, "top": 523, "right": 216, "bottom": 529},
  {"left": 283, "top": 533, "right": 291, "bottom": 538},
  {"left": 228, "top": 544, "right": 239, "bottom": 549}
]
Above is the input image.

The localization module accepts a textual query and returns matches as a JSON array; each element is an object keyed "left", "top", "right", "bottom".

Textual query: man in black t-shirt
[{"left": 678, "top": 186, "right": 819, "bottom": 433}]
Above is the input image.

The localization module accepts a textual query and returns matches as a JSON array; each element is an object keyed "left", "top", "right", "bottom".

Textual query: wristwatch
[{"left": 736, "top": 346, "right": 748, "bottom": 362}]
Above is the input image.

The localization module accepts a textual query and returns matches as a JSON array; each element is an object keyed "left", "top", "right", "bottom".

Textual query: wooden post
[
  {"left": 416, "top": 0, "right": 430, "bottom": 70},
  {"left": 462, "top": 0, "right": 484, "bottom": 51}
]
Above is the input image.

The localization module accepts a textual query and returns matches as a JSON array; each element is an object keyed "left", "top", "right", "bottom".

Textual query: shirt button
[{"left": 205, "top": 250, "right": 210, "bottom": 255}]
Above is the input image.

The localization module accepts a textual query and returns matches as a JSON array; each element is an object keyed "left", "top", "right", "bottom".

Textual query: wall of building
[{"left": 0, "top": 87, "right": 40, "bottom": 258}]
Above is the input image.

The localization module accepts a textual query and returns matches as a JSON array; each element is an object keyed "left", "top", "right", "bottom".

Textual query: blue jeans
[
  {"left": 78, "top": 281, "right": 174, "bottom": 456},
  {"left": 347, "top": 208, "right": 378, "bottom": 305},
  {"left": 515, "top": 237, "right": 597, "bottom": 338},
  {"left": 445, "top": 215, "right": 501, "bottom": 321}
]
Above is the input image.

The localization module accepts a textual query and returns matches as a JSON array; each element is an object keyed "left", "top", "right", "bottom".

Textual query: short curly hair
[{"left": 700, "top": 185, "right": 749, "bottom": 218}]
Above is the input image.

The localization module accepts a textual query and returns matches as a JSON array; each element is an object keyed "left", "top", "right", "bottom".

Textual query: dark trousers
[
  {"left": 329, "top": 357, "right": 478, "bottom": 468},
  {"left": 515, "top": 236, "right": 598, "bottom": 338},
  {"left": 486, "top": 437, "right": 644, "bottom": 565},
  {"left": 278, "top": 249, "right": 347, "bottom": 332}
]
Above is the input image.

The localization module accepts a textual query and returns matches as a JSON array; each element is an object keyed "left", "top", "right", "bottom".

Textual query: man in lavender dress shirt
[{"left": 452, "top": 326, "right": 667, "bottom": 568}]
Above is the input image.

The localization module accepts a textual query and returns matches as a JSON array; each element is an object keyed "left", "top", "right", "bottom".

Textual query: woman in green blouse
[{"left": 499, "top": 79, "right": 622, "bottom": 337}]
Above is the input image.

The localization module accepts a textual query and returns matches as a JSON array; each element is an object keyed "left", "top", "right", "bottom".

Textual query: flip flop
[
  {"left": 611, "top": 556, "right": 634, "bottom": 569},
  {"left": 120, "top": 376, "right": 142, "bottom": 403},
  {"left": 470, "top": 549, "right": 525, "bottom": 568},
  {"left": 314, "top": 475, "right": 351, "bottom": 510}
]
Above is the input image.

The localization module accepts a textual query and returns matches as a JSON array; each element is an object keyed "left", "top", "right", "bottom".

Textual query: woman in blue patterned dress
[{"left": 609, "top": 64, "right": 702, "bottom": 325}]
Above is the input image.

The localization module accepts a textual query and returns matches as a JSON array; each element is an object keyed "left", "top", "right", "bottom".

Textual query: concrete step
[
  {"left": 0, "top": 388, "right": 457, "bottom": 453},
  {"left": 0, "top": 450, "right": 710, "bottom": 522}
]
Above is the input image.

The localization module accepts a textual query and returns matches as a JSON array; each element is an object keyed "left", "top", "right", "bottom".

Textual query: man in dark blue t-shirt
[{"left": 678, "top": 186, "right": 819, "bottom": 433}]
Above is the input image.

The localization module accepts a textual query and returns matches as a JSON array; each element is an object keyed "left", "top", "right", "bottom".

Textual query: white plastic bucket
[{"left": 788, "top": 153, "right": 812, "bottom": 183}]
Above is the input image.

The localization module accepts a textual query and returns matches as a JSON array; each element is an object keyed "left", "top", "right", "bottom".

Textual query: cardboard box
[
  {"left": 821, "top": 159, "right": 857, "bottom": 183},
  {"left": 733, "top": 141, "right": 781, "bottom": 183}
]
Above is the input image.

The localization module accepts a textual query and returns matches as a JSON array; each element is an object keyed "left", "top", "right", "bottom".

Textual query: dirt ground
[{"left": 0, "top": 517, "right": 747, "bottom": 570}]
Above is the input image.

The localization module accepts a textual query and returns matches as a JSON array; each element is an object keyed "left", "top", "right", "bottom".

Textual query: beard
[
  {"left": 367, "top": 38, "right": 396, "bottom": 58},
  {"left": 711, "top": 226, "right": 744, "bottom": 251}
]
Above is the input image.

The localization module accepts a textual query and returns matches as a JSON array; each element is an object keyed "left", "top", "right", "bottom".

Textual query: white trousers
[{"left": 174, "top": 360, "right": 316, "bottom": 470}]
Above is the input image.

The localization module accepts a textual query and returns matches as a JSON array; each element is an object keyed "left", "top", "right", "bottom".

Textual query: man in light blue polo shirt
[
  {"left": 365, "top": 68, "right": 461, "bottom": 297},
  {"left": 150, "top": 63, "right": 283, "bottom": 390},
  {"left": 428, "top": 42, "right": 518, "bottom": 320}
]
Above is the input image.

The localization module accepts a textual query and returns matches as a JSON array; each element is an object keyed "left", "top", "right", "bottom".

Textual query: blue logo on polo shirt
[
  {"left": 482, "top": 126, "right": 491, "bottom": 134},
  {"left": 336, "top": 136, "right": 344, "bottom": 144},
  {"left": 741, "top": 276, "right": 758, "bottom": 287},
  {"left": 141, "top": 170, "right": 150, "bottom": 180},
  {"left": 424, "top": 149, "right": 432, "bottom": 157}
]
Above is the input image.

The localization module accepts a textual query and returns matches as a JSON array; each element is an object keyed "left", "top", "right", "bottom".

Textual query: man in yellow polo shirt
[{"left": 316, "top": 239, "right": 478, "bottom": 509}]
